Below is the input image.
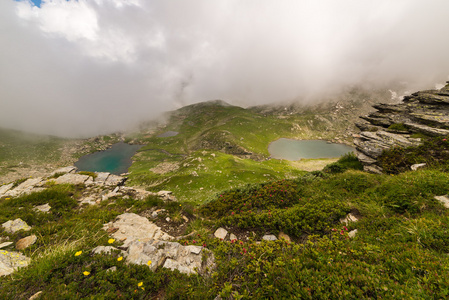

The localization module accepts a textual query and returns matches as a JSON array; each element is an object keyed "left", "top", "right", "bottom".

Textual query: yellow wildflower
[
  {"left": 147, "top": 260, "right": 152, "bottom": 266},
  {"left": 117, "top": 256, "right": 123, "bottom": 261},
  {"left": 138, "top": 282, "right": 143, "bottom": 287},
  {"left": 75, "top": 251, "right": 82, "bottom": 256},
  {"left": 108, "top": 238, "right": 115, "bottom": 244},
  {"left": 83, "top": 271, "right": 90, "bottom": 276}
]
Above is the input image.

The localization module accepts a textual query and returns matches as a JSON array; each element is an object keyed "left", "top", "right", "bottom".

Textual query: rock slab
[{"left": 2, "top": 218, "right": 31, "bottom": 234}]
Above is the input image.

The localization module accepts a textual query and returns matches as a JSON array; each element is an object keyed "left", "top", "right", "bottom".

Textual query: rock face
[
  {"left": 0, "top": 249, "right": 31, "bottom": 276},
  {"left": 103, "top": 213, "right": 173, "bottom": 247},
  {"left": 354, "top": 82, "right": 449, "bottom": 173},
  {"left": 126, "top": 240, "right": 214, "bottom": 275},
  {"left": 2, "top": 219, "right": 31, "bottom": 234}
]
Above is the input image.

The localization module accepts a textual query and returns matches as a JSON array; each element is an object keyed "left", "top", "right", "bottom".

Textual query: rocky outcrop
[{"left": 354, "top": 82, "right": 449, "bottom": 173}]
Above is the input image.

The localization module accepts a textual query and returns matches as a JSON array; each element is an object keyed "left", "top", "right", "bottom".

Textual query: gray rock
[
  {"left": 54, "top": 173, "right": 90, "bottom": 185},
  {"left": 103, "top": 174, "right": 126, "bottom": 186},
  {"left": 340, "top": 213, "right": 359, "bottom": 225},
  {"left": 29, "top": 291, "right": 43, "bottom": 300},
  {"left": 4, "top": 178, "right": 45, "bottom": 197},
  {"left": 157, "top": 190, "right": 177, "bottom": 201},
  {"left": 0, "top": 242, "right": 13, "bottom": 249},
  {"left": 262, "top": 234, "right": 278, "bottom": 241},
  {"left": 434, "top": 195, "right": 449, "bottom": 208},
  {"left": 16, "top": 235, "right": 37, "bottom": 250},
  {"left": 94, "top": 172, "right": 111, "bottom": 185},
  {"left": 126, "top": 240, "right": 214, "bottom": 275},
  {"left": 0, "top": 183, "right": 13, "bottom": 197},
  {"left": 91, "top": 246, "right": 125, "bottom": 256},
  {"left": 2, "top": 218, "right": 31, "bottom": 234},
  {"left": 0, "top": 249, "right": 31, "bottom": 276},
  {"left": 51, "top": 166, "right": 77, "bottom": 176},
  {"left": 348, "top": 229, "right": 358, "bottom": 238},
  {"left": 103, "top": 213, "right": 173, "bottom": 247},
  {"left": 214, "top": 228, "right": 228, "bottom": 240},
  {"left": 229, "top": 233, "right": 237, "bottom": 241},
  {"left": 33, "top": 203, "right": 51, "bottom": 213},
  {"left": 411, "top": 163, "right": 427, "bottom": 171}
]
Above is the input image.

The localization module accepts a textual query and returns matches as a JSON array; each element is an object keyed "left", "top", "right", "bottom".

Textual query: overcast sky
[{"left": 1, "top": 0, "right": 449, "bottom": 137}]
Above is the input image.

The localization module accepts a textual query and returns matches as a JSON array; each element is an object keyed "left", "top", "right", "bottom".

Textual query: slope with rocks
[{"left": 354, "top": 82, "right": 449, "bottom": 173}]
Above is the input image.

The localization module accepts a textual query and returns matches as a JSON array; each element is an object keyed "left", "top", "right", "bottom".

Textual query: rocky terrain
[{"left": 354, "top": 82, "right": 449, "bottom": 173}]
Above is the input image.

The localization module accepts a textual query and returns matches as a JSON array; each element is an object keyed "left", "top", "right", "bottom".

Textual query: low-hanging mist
[{"left": 1, "top": 0, "right": 449, "bottom": 137}]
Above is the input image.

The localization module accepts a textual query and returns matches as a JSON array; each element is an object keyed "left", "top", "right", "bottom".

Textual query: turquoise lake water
[
  {"left": 74, "top": 142, "right": 142, "bottom": 175},
  {"left": 268, "top": 139, "right": 354, "bottom": 161}
]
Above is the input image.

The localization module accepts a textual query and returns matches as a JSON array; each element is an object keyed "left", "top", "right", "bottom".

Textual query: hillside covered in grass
[{"left": 1, "top": 142, "right": 449, "bottom": 298}]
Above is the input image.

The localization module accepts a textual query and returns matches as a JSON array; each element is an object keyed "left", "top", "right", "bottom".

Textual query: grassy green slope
[{"left": 126, "top": 101, "right": 351, "bottom": 203}]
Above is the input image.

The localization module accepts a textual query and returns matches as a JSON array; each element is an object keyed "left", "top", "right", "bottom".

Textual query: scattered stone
[
  {"left": 104, "top": 174, "right": 126, "bottom": 186},
  {"left": 126, "top": 239, "right": 215, "bottom": 275},
  {"left": 229, "top": 233, "right": 237, "bottom": 241},
  {"left": 54, "top": 173, "right": 90, "bottom": 185},
  {"left": 157, "top": 190, "right": 177, "bottom": 201},
  {"left": 214, "top": 228, "right": 228, "bottom": 240},
  {"left": 0, "top": 249, "right": 31, "bottom": 276},
  {"left": 94, "top": 172, "right": 110, "bottom": 185},
  {"left": 103, "top": 213, "right": 173, "bottom": 247},
  {"left": 0, "top": 183, "right": 13, "bottom": 197},
  {"left": 182, "top": 215, "right": 189, "bottom": 222},
  {"left": 33, "top": 203, "right": 51, "bottom": 213},
  {"left": 278, "top": 232, "right": 291, "bottom": 242},
  {"left": 340, "top": 213, "right": 359, "bottom": 225},
  {"left": 166, "top": 217, "right": 171, "bottom": 222},
  {"left": 79, "top": 196, "right": 98, "bottom": 206},
  {"left": 348, "top": 229, "right": 358, "bottom": 238},
  {"left": 106, "top": 266, "right": 117, "bottom": 273},
  {"left": 434, "top": 195, "right": 449, "bottom": 208},
  {"left": 151, "top": 209, "right": 166, "bottom": 218},
  {"left": 262, "top": 234, "right": 278, "bottom": 241},
  {"left": 411, "top": 163, "right": 426, "bottom": 171},
  {"left": 355, "top": 83, "right": 449, "bottom": 173},
  {"left": 29, "top": 291, "right": 43, "bottom": 300},
  {"left": 0, "top": 242, "right": 13, "bottom": 249},
  {"left": 16, "top": 235, "right": 37, "bottom": 250},
  {"left": 2, "top": 218, "right": 31, "bottom": 234},
  {"left": 91, "top": 246, "right": 125, "bottom": 256},
  {"left": 51, "top": 166, "right": 77, "bottom": 176}
]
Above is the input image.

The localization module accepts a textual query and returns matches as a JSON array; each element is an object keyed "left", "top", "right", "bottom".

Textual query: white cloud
[{"left": 1, "top": 0, "right": 449, "bottom": 136}]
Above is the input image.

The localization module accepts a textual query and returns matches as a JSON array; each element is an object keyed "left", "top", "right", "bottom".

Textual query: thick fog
[{"left": 1, "top": 0, "right": 449, "bottom": 137}]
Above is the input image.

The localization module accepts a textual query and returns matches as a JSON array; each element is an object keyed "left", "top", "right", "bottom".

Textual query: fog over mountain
[{"left": 1, "top": 0, "right": 449, "bottom": 137}]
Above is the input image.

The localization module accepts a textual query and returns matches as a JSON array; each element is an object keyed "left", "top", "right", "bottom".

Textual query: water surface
[
  {"left": 74, "top": 142, "right": 142, "bottom": 175},
  {"left": 268, "top": 139, "right": 354, "bottom": 161}
]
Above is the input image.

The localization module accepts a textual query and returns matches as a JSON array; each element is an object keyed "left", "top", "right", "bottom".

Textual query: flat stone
[
  {"left": 278, "top": 232, "right": 291, "bottom": 242},
  {"left": 126, "top": 240, "right": 214, "bottom": 275},
  {"left": 0, "top": 242, "right": 13, "bottom": 249},
  {"left": 340, "top": 213, "right": 359, "bottom": 225},
  {"left": 0, "top": 249, "right": 31, "bottom": 276},
  {"left": 434, "top": 195, "right": 449, "bottom": 208},
  {"left": 214, "top": 228, "right": 228, "bottom": 240},
  {"left": 33, "top": 203, "right": 51, "bottom": 213},
  {"left": 229, "top": 233, "right": 237, "bottom": 241},
  {"left": 348, "top": 229, "right": 358, "bottom": 238},
  {"left": 29, "top": 291, "right": 43, "bottom": 300},
  {"left": 51, "top": 166, "right": 77, "bottom": 176},
  {"left": 0, "top": 183, "right": 13, "bottom": 197},
  {"left": 16, "top": 235, "right": 37, "bottom": 250},
  {"left": 411, "top": 163, "right": 426, "bottom": 171},
  {"left": 103, "top": 213, "right": 172, "bottom": 248},
  {"left": 54, "top": 173, "right": 90, "bottom": 185},
  {"left": 103, "top": 174, "right": 125, "bottom": 186},
  {"left": 2, "top": 218, "right": 31, "bottom": 234},
  {"left": 91, "top": 246, "right": 124, "bottom": 255},
  {"left": 4, "top": 178, "right": 45, "bottom": 197},
  {"left": 262, "top": 234, "right": 278, "bottom": 241}
]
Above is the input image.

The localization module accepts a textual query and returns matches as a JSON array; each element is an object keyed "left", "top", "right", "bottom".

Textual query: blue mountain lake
[
  {"left": 268, "top": 139, "right": 354, "bottom": 161},
  {"left": 74, "top": 142, "right": 142, "bottom": 175}
]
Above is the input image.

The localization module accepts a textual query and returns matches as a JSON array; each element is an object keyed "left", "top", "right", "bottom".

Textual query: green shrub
[
  {"left": 323, "top": 152, "right": 363, "bottom": 174},
  {"left": 388, "top": 123, "right": 408, "bottom": 131}
]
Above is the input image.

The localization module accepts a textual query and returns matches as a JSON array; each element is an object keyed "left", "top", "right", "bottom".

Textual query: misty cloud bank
[{"left": 1, "top": 0, "right": 449, "bottom": 137}]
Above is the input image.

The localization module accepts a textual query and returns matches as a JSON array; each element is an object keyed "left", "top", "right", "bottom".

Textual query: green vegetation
[
  {"left": 2, "top": 147, "right": 449, "bottom": 298},
  {"left": 387, "top": 123, "right": 408, "bottom": 131},
  {"left": 127, "top": 101, "right": 356, "bottom": 203},
  {"left": 379, "top": 135, "right": 449, "bottom": 174}
]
